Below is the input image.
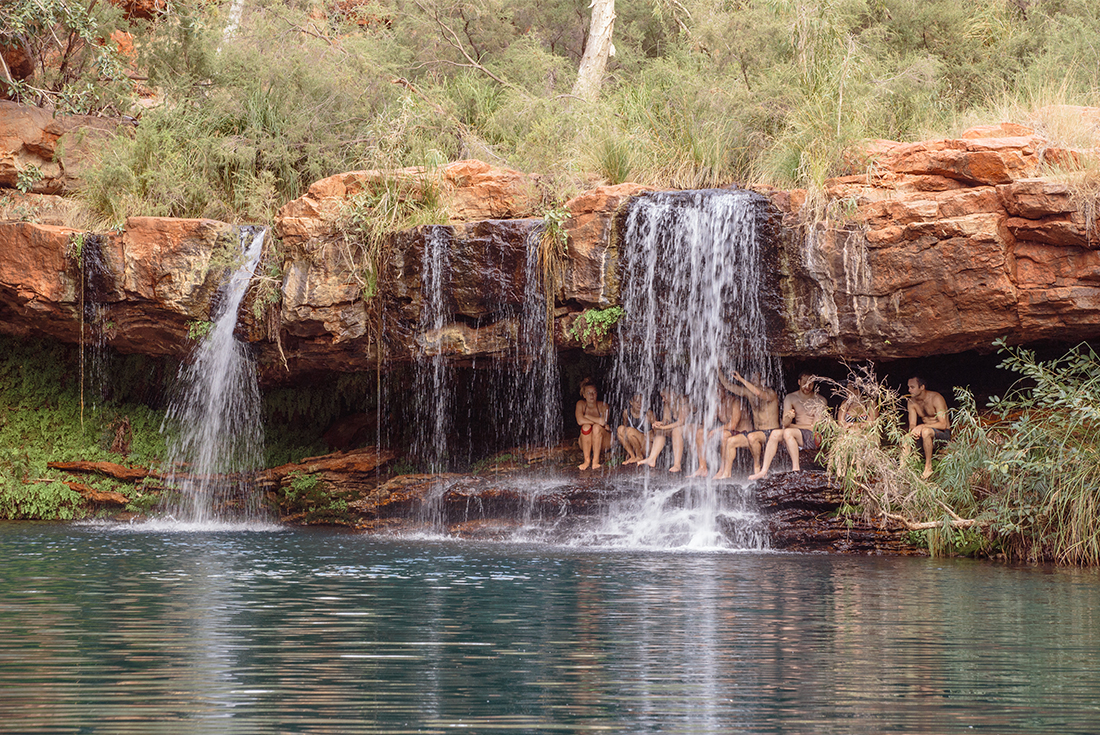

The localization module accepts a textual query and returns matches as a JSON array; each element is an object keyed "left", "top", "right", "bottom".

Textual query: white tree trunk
[{"left": 571, "top": 0, "right": 616, "bottom": 102}]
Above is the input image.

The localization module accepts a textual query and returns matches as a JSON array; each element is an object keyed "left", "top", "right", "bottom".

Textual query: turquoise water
[{"left": 2, "top": 523, "right": 1099, "bottom": 734}]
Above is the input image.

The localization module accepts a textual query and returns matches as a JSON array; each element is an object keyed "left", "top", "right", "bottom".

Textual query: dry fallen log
[
  {"left": 882, "top": 510, "right": 984, "bottom": 531},
  {"left": 63, "top": 481, "right": 130, "bottom": 506},
  {"left": 47, "top": 461, "right": 152, "bottom": 483}
]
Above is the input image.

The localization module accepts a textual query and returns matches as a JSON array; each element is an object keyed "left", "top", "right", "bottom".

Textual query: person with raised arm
[
  {"left": 713, "top": 397, "right": 754, "bottom": 480},
  {"left": 902, "top": 376, "right": 951, "bottom": 479},
  {"left": 575, "top": 377, "right": 610, "bottom": 470},
  {"left": 747, "top": 372, "right": 827, "bottom": 481},
  {"left": 716, "top": 370, "right": 780, "bottom": 476}
]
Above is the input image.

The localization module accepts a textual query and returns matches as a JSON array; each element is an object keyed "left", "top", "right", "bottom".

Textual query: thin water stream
[
  {"left": 160, "top": 227, "right": 268, "bottom": 525},
  {"left": 2, "top": 524, "right": 1098, "bottom": 734}
]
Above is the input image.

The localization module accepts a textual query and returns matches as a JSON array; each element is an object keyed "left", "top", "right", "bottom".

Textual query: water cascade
[
  {"left": 76, "top": 235, "right": 114, "bottom": 419},
  {"left": 160, "top": 226, "right": 268, "bottom": 525},
  {"left": 410, "top": 226, "right": 454, "bottom": 473},
  {"left": 408, "top": 223, "right": 563, "bottom": 473},
  {"left": 601, "top": 188, "right": 780, "bottom": 548},
  {"left": 498, "top": 225, "right": 563, "bottom": 452}
]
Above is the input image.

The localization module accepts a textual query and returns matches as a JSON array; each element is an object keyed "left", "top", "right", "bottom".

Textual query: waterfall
[
  {"left": 613, "top": 189, "right": 779, "bottom": 416},
  {"left": 501, "top": 225, "right": 562, "bottom": 452},
  {"left": 77, "top": 235, "right": 113, "bottom": 416},
  {"left": 160, "top": 226, "right": 268, "bottom": 525},
  {"left": 600, "top": 188, "right": 779, "bottom": 548},
  {"left": 411, "top": 226, "right": 454, "bottom": 472},
  {"left": 407, "top": 223, "right": 562, "bottom": 474}
]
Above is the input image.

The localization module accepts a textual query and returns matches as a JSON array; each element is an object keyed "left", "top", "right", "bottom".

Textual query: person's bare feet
[
  {"left": 713, "top": 470, "right": 731, "bottom": 480},
  {"left": 639, "top": 458, "right": 656, "bottom": 468},
  {"left": 690, "top": 467, "right": 708, "bottom": 478},
  {"left": 578, "top": 461, "right": 590, "bottom": 470},
  {"left": 921, "top": 466, "right": 933, "bottom": 479},
  {"left": 669, "top": 465, "right": 681, "bottom": 473},
  {"left": 623, "top": 457, "right": 638, "bottom": 465},
  {"left": 746, "top": 470, "right": 765, "bottom": 481},
  {"left": 592, "top": 462, "right": 602, "bottom": 469}
]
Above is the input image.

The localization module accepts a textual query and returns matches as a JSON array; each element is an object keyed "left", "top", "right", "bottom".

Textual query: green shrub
[
  {"left": 278, "top": 470, "right": 352, "bottom": 523},
  {"left": 0, "top": 478, "right": 83, "bottom": 520}
]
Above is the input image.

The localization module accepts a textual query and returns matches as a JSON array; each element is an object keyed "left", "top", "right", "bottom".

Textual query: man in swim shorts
[
  {"left": 717, "top": 370, "right": 779, "bottom": 475},
  {"left": 903, "top": 376, "right": 951, "bottom": 479},
  {"left": 747, "top": 372, "right": 827, "bottom": 481}
]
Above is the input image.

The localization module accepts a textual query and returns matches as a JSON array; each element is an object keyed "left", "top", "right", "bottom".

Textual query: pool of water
[{"left": 2, "top": 522, "right": 1098, "bottom": 734}]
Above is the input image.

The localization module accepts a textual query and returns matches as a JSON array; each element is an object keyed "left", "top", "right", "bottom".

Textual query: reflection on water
[{"left": 2, "top": 523, "right": 1099, "bottom": 734}]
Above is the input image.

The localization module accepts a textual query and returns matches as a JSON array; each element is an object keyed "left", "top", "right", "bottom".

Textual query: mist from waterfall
[{"left": 160, "top": 226, "right": 268, "bottom": 525}]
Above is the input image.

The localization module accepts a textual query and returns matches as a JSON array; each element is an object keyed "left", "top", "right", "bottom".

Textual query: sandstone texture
[
  {"left": 3, "top": 100, "right": 1100, "bottom": 374},
  {"left": 774, "top": 112, "right": 1100, "bottom": 358},
  {"left": 0, "top": 215, "right": 246, "bottom": 359},
  {"left": 0, "top": 100, "right": 121, "bottom": 195},
  {"left": 275, "top": 159, "right": 540, "bottom": 246}
]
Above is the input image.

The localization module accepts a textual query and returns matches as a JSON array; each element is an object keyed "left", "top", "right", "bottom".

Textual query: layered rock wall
[
  {"left": 775, "top": 116, "right": 1100, "bottom": 358},
  {"left": 3, "top": 101, "right": 1100, "bottom": 378}
]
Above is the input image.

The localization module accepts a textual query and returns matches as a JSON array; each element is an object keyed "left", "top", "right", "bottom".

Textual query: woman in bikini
[{"left": 575, "top": 378, "right": 611, "bottom": 470}]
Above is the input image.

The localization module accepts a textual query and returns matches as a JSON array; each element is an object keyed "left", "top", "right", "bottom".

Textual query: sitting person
[
  {"left": 838, "top": 379, "right": 879, "bottom": 432},
  {"left": 575, "top": 377, "right": 611, "bottom": 470},
  {"left": 902, "top": 376, "right": 951, "bottom": 479},
  {"left": 617, "top": 393, "right": 654, "bottom": 465},
  {"left": 747, "top": 372, "right": 828, "bottom": 481},
  {"left": 639, "top": 389, "right": 690, "bottom": 473},
  {"left": 691, "top": 386, "right": 741, "bottom": 477},
  {"left": 718, "top": 369, "right": 780, "bottom": 475},
  {"left": 713, "top": 398, "right": 753, "bottom": 480}
]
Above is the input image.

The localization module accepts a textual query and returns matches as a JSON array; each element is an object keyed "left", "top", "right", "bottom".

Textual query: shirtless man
[
  {"left": 747, "top": 372, "right": 827, "bottom": 481},
  {"left": 639, "top": 389, "right": 690, "bottom": 473},
  {"left": 691, "top": 387, "right": 741, "bottom": 477},
  {"left": 716, "top": 370, "right": 780, "bottom": 476},
  {"left": 903, "top": 376, "right": 951, "bottom": 479},
  {"left": 575, "top": 378, "right": 610, "bottom": 470},
  {"left": 617, "top": 393, "right": 654, "bottom": 465}
]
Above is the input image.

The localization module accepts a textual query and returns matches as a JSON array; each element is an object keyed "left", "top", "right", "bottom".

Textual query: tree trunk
[{"left": 571, "top": 0, "right": 616, "bottom": 102}]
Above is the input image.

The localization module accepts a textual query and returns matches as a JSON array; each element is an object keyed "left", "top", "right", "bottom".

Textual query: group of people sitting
[{"left": 575, "top": 372, "right": 951, "bottom": 480}]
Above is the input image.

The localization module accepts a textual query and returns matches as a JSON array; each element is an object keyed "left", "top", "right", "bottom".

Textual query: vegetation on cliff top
[{"left": 3, "top": 0, "right": 1099, "bottom": 225}]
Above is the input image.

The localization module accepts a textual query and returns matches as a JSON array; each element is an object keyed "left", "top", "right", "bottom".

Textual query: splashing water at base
[{"left": 159, "top": 226, "right": 268, "bottom": 525}]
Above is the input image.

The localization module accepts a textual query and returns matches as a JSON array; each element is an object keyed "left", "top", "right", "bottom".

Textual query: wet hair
[
  {"left": 910, "top": 376, "right": 927, "bottom": 388},
  {"left": 579, "top": 377, "right": 597, "bottom": 397}
]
